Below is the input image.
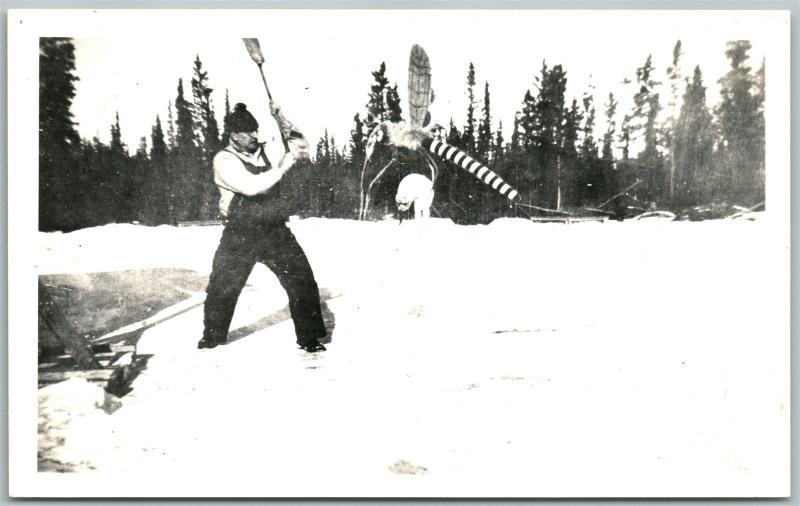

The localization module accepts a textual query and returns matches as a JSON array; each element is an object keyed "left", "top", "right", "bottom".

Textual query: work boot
[
  {"left": 297, "top": 341, "right": 326, "bottom": 353},
  {"left": 197, "top": 337, "right": 224, "bottom": 349}
]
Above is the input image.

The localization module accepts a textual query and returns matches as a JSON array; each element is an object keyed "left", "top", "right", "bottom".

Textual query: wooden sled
[{"left": 38, "top": 280, "right": 142, "bottom": 395}]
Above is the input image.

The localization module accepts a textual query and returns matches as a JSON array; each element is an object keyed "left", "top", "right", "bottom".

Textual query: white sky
[{"left": 68, "top": 10, "right": 771, "bottom": 157}]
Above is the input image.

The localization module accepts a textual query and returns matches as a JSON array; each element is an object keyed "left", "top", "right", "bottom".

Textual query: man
[{"left": 198, "top": 102, "right": 327, "bottom": 353}]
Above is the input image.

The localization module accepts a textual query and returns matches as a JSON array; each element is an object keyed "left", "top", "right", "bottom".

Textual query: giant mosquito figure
[{"left": 359, "top": 44, "right": 521, "bottom": 221}]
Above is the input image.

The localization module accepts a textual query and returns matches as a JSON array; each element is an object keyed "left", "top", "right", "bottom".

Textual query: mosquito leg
[
  {"left": 420, "top": 150, "right": 438, "bottom": 184},
  {"left": 367, "top": 158, "right": 396, "bottom": 195}
]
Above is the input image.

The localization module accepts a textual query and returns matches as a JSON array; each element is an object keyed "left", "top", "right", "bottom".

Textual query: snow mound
[{"left": 37, "top": 378, "right": 119, "bottom": 471}]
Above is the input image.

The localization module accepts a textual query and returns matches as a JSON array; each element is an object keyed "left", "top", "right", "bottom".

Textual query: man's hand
[
  {"left": 278, "top": 151, "right": 297, "bottom": 171},
  {"left": 269, "top": 101, "right": 281, "bottom": 118}
]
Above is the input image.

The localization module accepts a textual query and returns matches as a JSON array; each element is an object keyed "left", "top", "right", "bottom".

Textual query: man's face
[{"left": 231, "top": 130, "right": 259, "bottom": 154}]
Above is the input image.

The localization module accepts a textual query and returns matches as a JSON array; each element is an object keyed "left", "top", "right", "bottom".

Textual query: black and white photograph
[{"left": 7, "top": 8, "right": 791, "bottom": 497}]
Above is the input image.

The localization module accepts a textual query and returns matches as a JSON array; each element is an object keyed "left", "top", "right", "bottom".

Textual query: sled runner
[{"left": 38, "top": 280, "right": 140, "bottom": 395}]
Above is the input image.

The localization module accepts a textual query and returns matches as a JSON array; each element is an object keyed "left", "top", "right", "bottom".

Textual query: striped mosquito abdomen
[{"left": 424, "top": 139, "right": 520, "bottom": 202}]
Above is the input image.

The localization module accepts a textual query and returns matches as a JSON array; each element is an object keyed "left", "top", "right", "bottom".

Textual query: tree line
[{"left": 39, "top": 38, "right": 765, "bottom": 231}]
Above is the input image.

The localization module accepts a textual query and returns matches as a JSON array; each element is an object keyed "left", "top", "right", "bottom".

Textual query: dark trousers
[{"left": 202, "top": 221, "right": 327, "bottom": 345}]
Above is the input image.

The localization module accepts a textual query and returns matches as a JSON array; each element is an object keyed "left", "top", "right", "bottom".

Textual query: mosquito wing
[{"left": 408, "top": 44, "right": 432, "bottom": 130}]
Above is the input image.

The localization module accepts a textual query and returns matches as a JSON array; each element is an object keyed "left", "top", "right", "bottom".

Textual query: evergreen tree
[
  {"left": 534, "top": 63, "right": 567, "bottom": 209},
  {"left": 519, "top": 89, "right": 537, "bottom": 152},
  {"left": 191, "top": 55, "right": 221, "bottom": 164},
  {"left": 110, "top": 112, "right": 125, "bottom": 154},
  {"left": 629, "top": 55, "right": 664, "bottom": 202},
  {"left": 446, "top": 118, "right": 461, "bottom": 147},
  {"left": 330, "top": 136, "right": 338, "bottom": 165},
  {"left": 600, "top": 92, "right": 619, "bottom": 204},
  {"left": 151, "top": 116, "right": 167, "bottom": 162},
  {"left": 619, "top": 114, "right": 631, "bottom": 161},
  {"left": 166, "top": 100, "right": 176, "bottom": 151},
  {"left": 493, "top": 121, "right": 505, "bottom": 161},
  {"left": 39, "top": 38, "right": 80, "bottom": 155},
  {"left": 147, "top": 115, "right": 168, "bottom": 224},
  {"left": 131, "top": 137, "right": 150, "bottom": 222},
  {"left": 673, "top": 66, "right": 714, "bottom": 206},
  {"left": 634, "top": 56, "right": 662, "bottom": 156},
  {"left": 577, "top": 86, "right": 602, "bottom": 206},
  {"left": 562, "top": 100, "right": 581, "bottom": 157},
  {"left": 221, "top": 89, "right": 232, "bottom": 147},
  {"left": 39, "top": 37, "right": 81, "bottom": 230},
  {"left": 663, "top": 40, "right": 684, "bottom": 201},
  {"left": 323, "top": 129, "right": 331, "bottom": 163},
  {"left": 580, "top": 87, "right": 598, "bottom": 160},
  {"left": 510, "top": 111, "right": 522, "bottom": 153},
  {"left": 107, "top": 113, "right": 135, "bottom": 222},
  {"left": 136, "top": 137, "right": 148, "bottom": 157},
  {"left": 753, "top": 57, "right": 766, "bottom": 186},
  {"left": 349, "top": 113, "right": 366, "bottom": 160},
  {"left": 365, "top": 62, "right": 389, "bottom": 131},
  {"left": 601, "top": 93, "right": 618, "bottom": 162},
  {"left": 315, "top": 137, "right": 326, "bottom": 165},
  {"left": 560, "top": 98, "right": 581, "bottom": 208},
  {"left": 171, "top": 77, "right": 200, "bottom": 222},
  {"left": 461, "top": 63, "right": 477, "bottom": 153},
  {"left": 175, "top": 79, "right": 195, "bottom": 149},
  {"left": 715, "top": 40, "right": 763, "bottom": 205},
  {"left": 476, "top": 81, "right": 493, "bottom": 160},
  {"left": 386, "top": 83, "right": 403, "bottom": 122}
]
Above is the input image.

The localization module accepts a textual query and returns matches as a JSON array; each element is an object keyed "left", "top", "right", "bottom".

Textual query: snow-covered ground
[{"left": 33, "top": 216, "right": 789, "bottom": 497}]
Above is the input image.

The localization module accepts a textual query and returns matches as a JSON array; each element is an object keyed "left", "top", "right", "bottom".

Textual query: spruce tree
[
  {"left": 39, "top": 37, "right": 81, "bottom": 230},
  {"left": 147, "top": 115, "right": 168, "bottom": 224},
  {"left": 151, "top": 116, "right": 167, "bottom": 162},
  {"left": 477, "top": 81, "right": 493, "bottom": 160},
  {"left": 349, "top": 113, "right": 366, "bottom": 160},
  {"left": 191, "top": 55, "right": 221, "bottom": 164},
  {"left": 674, "top": 66, "right": 714, "bottom": 206},
  {"left": 629, "top": 55, "right": 664, "bottom": 203},
  {"left": 386, "top": 83, "right": 403, "bottom": 122},
  {"left": 132, "top": 137, "right": 150, "bottom": 223},
  {"left": 535, "top": 63, "right": 567, "bottom": 209},
  {"left": 39, "top": 38, "right": 80, "bottom": 156},
  {"left": 446, "top": 118, "right": 461, "bottom": 147},
  {"left": 580, "top": 88, "right": 598, "bottom": 160},
  {"left": 315, "top": 137, "right": 326, "bottom": 164},
  {"left": 753, "top": 57, "right": 766, "bottom": 188},
  {"left": 175, "top": 79, "right": 195, "bottom": 149},
  {"left": 664, "top": 40, "right": 684, "bottom": 201},
  {"left": 461, "top": 63, "right": 477, "bottom": 153},
  {"left": 221, "top": 89, "right": 232, "bottom": 147},
  {"left": 560, "top": 99, "right": 581, "bottom": 208},
  {"left": 493, "top": 121, "right": 505, "bottom": 161},
  {"left": 171, "top": 78, "right": 199, "bottom": 222},
  {"left": 601, "top": 93, "right": 618, "bottom": 162},
  {"left": 715, "top": 41, "right": 763, "bottom": 205},
  {"left": 600, "top": 92, "right": 619, "bottom": 204},
  {"left": 578, "top": 86, "right": 602, "bottom": 205},
  {"left": 510, "top": 111, "right": 522, "bottom": 153},
  {"left": 330, "top": 136, "right": 338, "bottom": 165},
  {"left": 107, "top": 113, "right": 135, "bottom": 222},
  {"left": 619, "top": 114, "right": 631, "bottom": 161},
  {"left": 110, "top": 112, "right": 125, "bottom": 154},
  {"left": 365, "top": 62, "right": 389, "bottom": 131},
  {"left": 166, "top": 100, "right": 176, "bottom": 151},
  {"left": 323, "top": 129, "right": 331, "bottom": 164}
]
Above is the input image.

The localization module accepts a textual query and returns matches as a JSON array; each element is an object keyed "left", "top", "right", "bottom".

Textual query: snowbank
[{"left": 34, "top": 216, "right": 787, "bottom": 497}]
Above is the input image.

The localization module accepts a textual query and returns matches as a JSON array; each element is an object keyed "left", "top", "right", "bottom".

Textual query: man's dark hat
[{"left": 229, "top": 103, "right": 259, "bottom": 133}]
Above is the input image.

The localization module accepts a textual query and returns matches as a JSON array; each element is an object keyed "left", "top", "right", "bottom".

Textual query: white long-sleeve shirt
[{"left": 213, "top": 108, "right": 309, "bottom": 217}]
